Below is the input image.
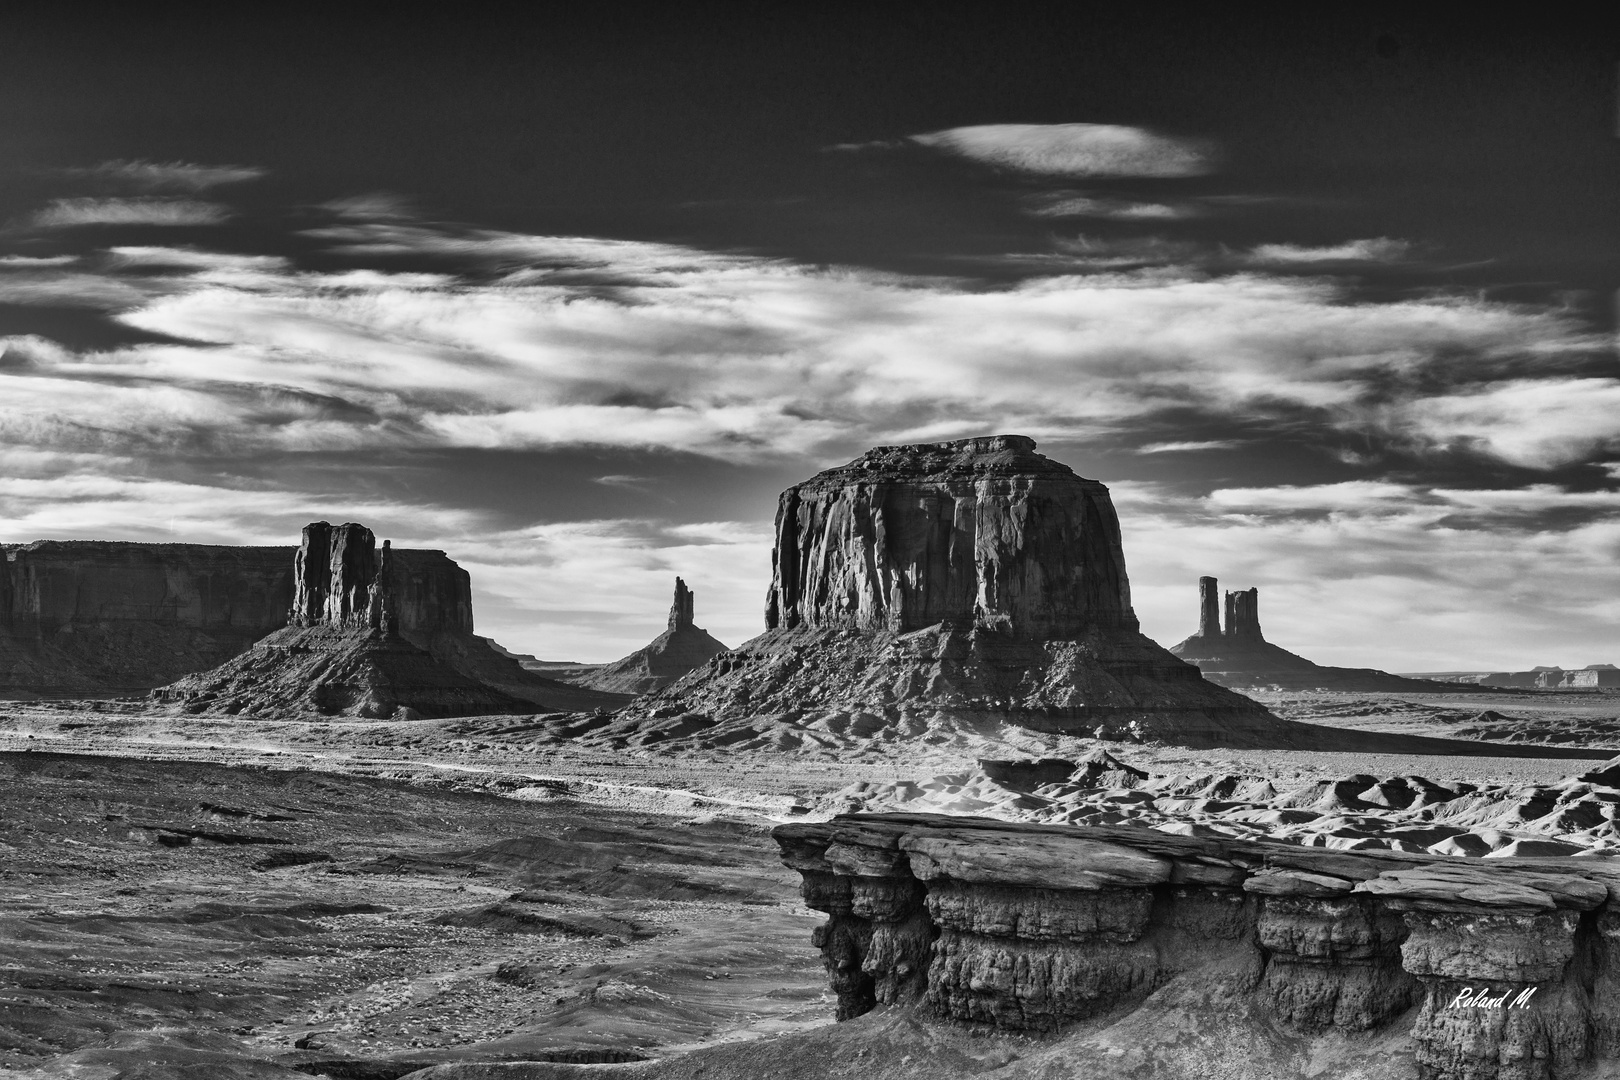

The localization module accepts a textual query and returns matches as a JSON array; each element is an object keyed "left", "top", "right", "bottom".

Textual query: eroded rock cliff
[
  {"left": 570, "top": 577, "right": 730, "bottom": 695},
  {"left": 0, "top": 541, "right": 294, "bottom": 696},
  {"left": 778, "top": 812, "right": 1620, "bottom": 1080},
  {"left": 764, "top": 435, "right": 1135, "bottom": 638}
]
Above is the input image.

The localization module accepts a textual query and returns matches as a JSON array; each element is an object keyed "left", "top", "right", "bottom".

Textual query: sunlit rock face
[
  {"left": 765, "top": 435, "right": 1137, "bottom": 639},
  {"left": 778, "top": 813, "right": 1620, "bottom": 1080}
]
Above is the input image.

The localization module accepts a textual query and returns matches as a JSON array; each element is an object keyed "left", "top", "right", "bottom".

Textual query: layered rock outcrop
[
  {"left": 1171, "top": 577, "right": 1482, "bottom": 693},
  {"left": 778, "top": 812, "right": 1620, "bottom": 1079},
  {"left": 0, "top": 530, "right": 625, "bottom": 711},
  {"left": 569, "top": 577, "right": 730, "bottom": 695},
  {"left": 617, "top": 436, "right": 1295, "bottom": 748},
  {"left": 151, "top": 523, "right": 628, "bottom": 718}
]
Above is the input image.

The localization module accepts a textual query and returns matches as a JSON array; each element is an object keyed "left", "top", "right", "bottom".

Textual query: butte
[
  {"left": 612, "top": 435, "right": 1291, "bottom": 748},
  {"left": 568, "top": 577, "right": 730, "bottom": 695},
  {"left": 155, "top": 522, "right": 623, "bottom": 720}
]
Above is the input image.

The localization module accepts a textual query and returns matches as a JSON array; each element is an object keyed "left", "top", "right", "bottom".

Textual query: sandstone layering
[
  {"left": 778, "top": 811, "right": 1620, "bottom": 1079},
  {"left": 1171, "top": 576, "right": 1479, "bottom": 693},
  {"left": 155, "top": 522, "right": 622, "bottom": 719},
  {"left": 569, "top": 577, "right": 730, "bottom": 695}
]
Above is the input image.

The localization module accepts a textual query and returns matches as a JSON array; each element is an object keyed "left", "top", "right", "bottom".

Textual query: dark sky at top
[{"left": 0, "top": 7, "right": 1615, "bottom": 668}]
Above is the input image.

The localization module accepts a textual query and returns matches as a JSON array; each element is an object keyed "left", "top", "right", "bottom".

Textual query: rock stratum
[
  {"left": 1171, "top": 576, "right": 1480, "bottom": 693},
  {"left": 568, "top": 577, "right": 730, "bottom": 695},
  {"left": 153, "top": 523, "right": 627, "bottom": 719},
  {"left": 778, "top": 811, "right": 1620, "bottom": 1079}
]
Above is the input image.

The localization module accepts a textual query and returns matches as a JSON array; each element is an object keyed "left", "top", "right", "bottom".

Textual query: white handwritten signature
[{"left": 1446, "top": 986, "right": 1538, "bottom": 1009}]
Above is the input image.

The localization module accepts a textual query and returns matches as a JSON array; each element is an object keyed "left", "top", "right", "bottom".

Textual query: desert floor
[{"left": 1, "top": 688, "right": 1616, "bottom": 1078}]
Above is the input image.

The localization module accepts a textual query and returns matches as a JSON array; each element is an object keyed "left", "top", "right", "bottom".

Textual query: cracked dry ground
[{"left": 0, "top": 752, "right": 830, "bottom": 1078}]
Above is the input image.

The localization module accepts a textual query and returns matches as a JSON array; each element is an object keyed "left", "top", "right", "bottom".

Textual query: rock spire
[
  {"left": 668, "top": 576, "right": 695, "bottom": 632},
  {"left": 289, "top": 521, "right": 397, "bottom": 635}
]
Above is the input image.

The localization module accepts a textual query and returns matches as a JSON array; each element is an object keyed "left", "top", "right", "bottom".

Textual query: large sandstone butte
[
  {"left": 570, "top": 577, "right": 730, "bottom": 695},
  {"left": 617, "top": 436, "right": 1297, "bottom": 748},
  {"left": 1170, "top": 576, "right": 1483, "bottom": 693},
  {"left": 154, "top": 522, "right": 627, "bottom": 719},
  {"left": 778, "top": 812, "right": 1620, "bottom": 1079}
]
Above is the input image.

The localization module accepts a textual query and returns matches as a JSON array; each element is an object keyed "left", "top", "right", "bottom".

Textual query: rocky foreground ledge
[{"left": 776, "top": 812, "right": 1620, "bottom": 1080}]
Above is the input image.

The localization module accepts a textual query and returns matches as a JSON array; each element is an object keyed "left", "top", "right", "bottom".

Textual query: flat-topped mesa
[
  {"left": 765, "top": 434, "right": 1138, "bottom": 640},
  {"left": 668, "top": 576, "right": 696, "bottom": 632}
]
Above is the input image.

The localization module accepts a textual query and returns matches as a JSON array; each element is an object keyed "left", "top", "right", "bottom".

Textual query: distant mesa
[
  {"left": 0, "top": 525, "right": 627, "bottom": 713},
  {"left": 1414, "top": 664, "right": 1620, "bottom": 690},
  {"left": 1170, "top": 576, "right": 1484, "bottom": 693},
  {"left": 564, "top": 577, "right": 730, "bottom": 695}
]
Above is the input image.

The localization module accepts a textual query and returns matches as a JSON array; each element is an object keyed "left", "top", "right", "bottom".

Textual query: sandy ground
[{"left": 2, "top": 688, "right": 1617, "bottom": 1078}]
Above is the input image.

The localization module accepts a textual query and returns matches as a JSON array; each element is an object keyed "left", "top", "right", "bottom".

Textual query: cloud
[
  {"left": 1136, "top": 440, "right": 1240, "bottom": 454},
  {"left": 29, "top": 198, "right": 232, "bottom": 228},
  {"left": 1026, "top": 194, "right": 1200, "bottom": 220},
  {"left": 0, "top": 224, "right": 1598, "bottom": 473},
  {"left": 1247, "top": 238, "right": 1412, "bottom": 264},
  {"left": 105, "top": 246, "right": 291, "bottom": 273},
  {"left": 592, "top": 474, "right": 654, "bottom": 488},
  {"left": 59, "top": 160, "right": 266, "bottom": 192},
  {"left": 910, "top": 123, "right": 1215, "bottom": 178},
  {"left": 0, "top": 255, "right": 77, "bottom": 267},
  {"left": 1393, "top": 378, "right": 1620, "bottom": 468},
  {"left": 321, "top": 193, "right": 418, "bottom": 221}
]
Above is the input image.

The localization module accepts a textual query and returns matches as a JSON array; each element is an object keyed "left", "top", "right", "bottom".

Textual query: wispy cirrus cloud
[
  {"left": 910, "top": 123, "right": 1216, "bottom": 178},
  {"left": 1247, "top": 238, "right": 1412, "bottom": 264},
  {"left": 1136, "top": 440, "right": 1240, "bottom": 454},
  {"left": 28, "top": 198, "right": 232, "bottom": 228},
  {"left": 1026, "top": 193, "right": 1201, "bottom": 220},
  {"left": 0, "top": 225, "right": 1604, "bottom": 472},
  {"left": 320, "top": 193, "right": 418, "bottom": 221},
  {"left": 58, "top": 160, "right": 266, "bottom": 192}
]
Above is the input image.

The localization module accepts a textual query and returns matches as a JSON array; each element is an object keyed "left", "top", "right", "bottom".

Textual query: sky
[{"left": 0, "top": 9, "right": 1616, "bottom": 671}]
